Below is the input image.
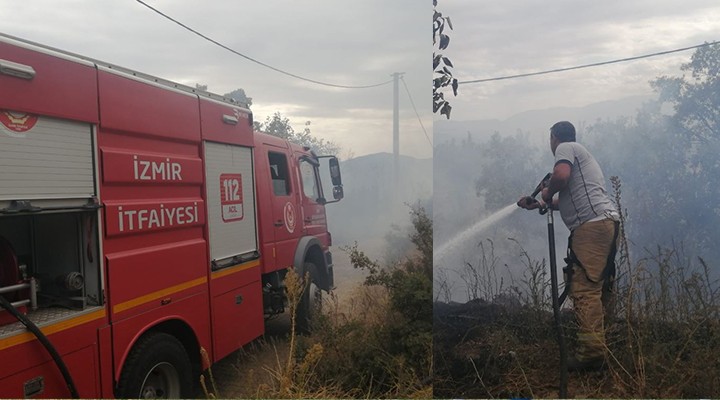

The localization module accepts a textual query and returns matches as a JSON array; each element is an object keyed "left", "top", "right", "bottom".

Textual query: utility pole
[{"left": 391, "top": 72, "right": 404, "bottom": 186}]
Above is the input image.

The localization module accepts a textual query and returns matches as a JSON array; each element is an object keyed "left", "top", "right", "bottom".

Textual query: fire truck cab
[{"left": 0, "top": 32, "right": 342, "bottom": 398}]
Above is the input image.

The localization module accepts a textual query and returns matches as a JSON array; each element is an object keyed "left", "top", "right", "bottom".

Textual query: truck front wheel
[
  {"left": 116, "top": 332, "right": 193, "bottom": 399},
  {"left": 296, "top": 262, "right": 322, "bottom": 333}
]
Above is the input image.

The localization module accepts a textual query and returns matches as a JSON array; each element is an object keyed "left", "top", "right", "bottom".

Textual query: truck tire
[
  {"left": 296, "top": 262, "right": 322, "bottom": 333},
  {"left": 116, "top": 332, "right": 193, "bottom": 399}
]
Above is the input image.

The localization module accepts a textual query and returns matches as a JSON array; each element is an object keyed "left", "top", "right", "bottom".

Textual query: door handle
[{"left": 274, "top": 220, "right": 284, "bottom": 227}]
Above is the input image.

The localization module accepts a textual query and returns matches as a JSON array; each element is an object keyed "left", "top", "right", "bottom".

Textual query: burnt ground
[
  {"left": 433, "top": 299, "right": 621, "bottom": 399},
  {"left": 436, "top": 297, "right": 720, "bottom": 399}
]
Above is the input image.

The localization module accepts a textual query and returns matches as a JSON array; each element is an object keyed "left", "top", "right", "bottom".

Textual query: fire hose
[
  {"left": 0, "top": 295, "right": 79, "bottom": 398},
  {"left": 522, "top": 173, "right": 568, "bottom": 398}
]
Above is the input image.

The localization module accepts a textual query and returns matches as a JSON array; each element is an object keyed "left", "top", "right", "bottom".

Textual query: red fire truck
[{"left": 0, "top": 33, "right": 343, "bottom": 398}]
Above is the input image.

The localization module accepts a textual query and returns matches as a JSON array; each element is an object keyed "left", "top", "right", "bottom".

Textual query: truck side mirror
[
  {"left": 329, "top": 157, "right": 342, "bottom": 186},
  {"left": 332, "top": 186, "right": 344, "bottom": 201}
]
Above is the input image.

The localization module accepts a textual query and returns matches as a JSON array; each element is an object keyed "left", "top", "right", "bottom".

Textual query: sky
[
  {"left": 436, "top": 0, "right": 720, "bottom": 122},
  {"left": 0, "top": 0, "right": 431, "bottom": 159}
]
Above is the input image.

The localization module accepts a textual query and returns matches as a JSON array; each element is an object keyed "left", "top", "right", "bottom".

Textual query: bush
[{"left": 251, "top": 205, "right": 433, "bottom": 398}]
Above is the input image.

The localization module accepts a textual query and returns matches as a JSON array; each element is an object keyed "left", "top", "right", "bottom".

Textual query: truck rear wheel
[
  {"left": 296, "top": 262, "right": 322, "bottom": 333},
  {"left": 116, "top": 332, "right": 193, "bottom": 399}
]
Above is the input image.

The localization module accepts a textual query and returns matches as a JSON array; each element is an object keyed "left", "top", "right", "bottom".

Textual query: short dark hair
[{"left": 550, "top": 121, "right": 576, "bottom": 142}]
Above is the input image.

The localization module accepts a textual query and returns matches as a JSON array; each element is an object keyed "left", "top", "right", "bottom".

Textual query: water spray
[
  {"left": 434, "top": 203, "right": 518, "bottom": 262},
  {"left": 523, "top": 172, "right": 568, "bottom": 397}
]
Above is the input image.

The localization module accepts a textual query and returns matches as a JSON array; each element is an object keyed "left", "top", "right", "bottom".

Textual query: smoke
[
  {"left": 434, "top": 87, "right": 720, "bottom": 304},
  {"left": 325, "top": 152, "right": 432, "bottom": 258}
]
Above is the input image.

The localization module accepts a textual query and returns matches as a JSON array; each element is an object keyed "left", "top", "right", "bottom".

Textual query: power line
[
  {"left": 135, "top": 0, "right": 393, "bottom": 89},
  {"left": 459, "top": 40, "right": 720, "bottom": 85},
  {"left": 400, "top": 76, "right": 432, "bottom": 148}
]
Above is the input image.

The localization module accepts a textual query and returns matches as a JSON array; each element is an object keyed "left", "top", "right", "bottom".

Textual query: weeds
[
  {"left": 326, "top": 205, "right": 432, "bottom": 397},
  {"left": 509, "top": 237, "right": 549, "bottom": 311},
  {"left": 199, "top": 347, "right": 219, "bottom": 398},
  {"left": 459, "top": 239, "right": 502, "bottom": 302},
  {"left": 435, "top": 177, "right": 720, "bottom": 398},
  {"left": 434, "top": 267, "right": 454, "bottom": 303},
  {"left": 222, "top": 205, "right": 432, "bottom": 399}
]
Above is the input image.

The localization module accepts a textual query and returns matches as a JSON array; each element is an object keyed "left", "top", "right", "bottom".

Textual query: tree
[
  {"left": 585, "top": 43, "right": 720, "bottom": 260},
  {"left": 202, "top": 86, "right": 340, "bottom": 155},
  {"left": 223, "top": 88, "right": 252, "bottom": 107},
  {"left": 473, "top": 132, "right": 548, "bottom": 210},
  {"left": 260, "top": 111, "right": 295, "bottom": 139},
  {"left": 257, "top": 111, "right": 341, "bottom": 156},
  {"left": 196, "top": 85, "right": 251, "bottom": 107},
  {"left": 648, "top": 43, "right": 720, "bottom": 256},
  {"left": 652, "top": 43, "right": 720, "bottom": 143},
  {"left": 433, "top": 0, "right": 458, "bottom": 119},
  {"left": 294, "top": 121, "right": 342, "bottom": 156}
]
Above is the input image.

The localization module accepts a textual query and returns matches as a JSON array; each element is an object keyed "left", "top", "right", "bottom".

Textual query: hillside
[{"left": 434, "top": 95, "right": 651, "bottom": 144}]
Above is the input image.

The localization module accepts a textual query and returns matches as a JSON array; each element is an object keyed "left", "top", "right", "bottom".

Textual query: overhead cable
[
  {"left": 135, "top": 0, "right": 393, "bottom": 89},
  {"left": 459, "top": 40, "right": 720, "bottom": 85}
]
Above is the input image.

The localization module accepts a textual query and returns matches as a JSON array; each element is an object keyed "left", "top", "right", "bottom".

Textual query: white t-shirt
[{"left": 554, "top": 142, "right": 618, "bottom": 231}]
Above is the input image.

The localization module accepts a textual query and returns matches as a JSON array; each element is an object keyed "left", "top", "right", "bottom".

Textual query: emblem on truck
[
  {"left": 0, "top": 110, "right": 38, "bottom": 137},
  {"left": 284, "top": 202, "right": 296, "bottom": 233}
]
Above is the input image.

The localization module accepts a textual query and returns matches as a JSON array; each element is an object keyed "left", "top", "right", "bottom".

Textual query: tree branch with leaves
[
  {"left": 433, "top": 0, "right": 458, "bottom": 119},
  {"left": 256, "top": 111, "right": 341, "bottom": 156}
]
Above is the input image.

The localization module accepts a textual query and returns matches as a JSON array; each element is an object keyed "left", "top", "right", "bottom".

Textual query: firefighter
[{"left": 517, "top": 121, "right": 619, "bottom": 371}]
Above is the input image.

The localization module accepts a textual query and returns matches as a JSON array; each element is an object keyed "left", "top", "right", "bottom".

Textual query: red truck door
[
  {"left": 265, "top": 146, "right": 302, "bottom": 269},
  {"left": 295, "top": 153, "right": 329, "bottom": 240}
]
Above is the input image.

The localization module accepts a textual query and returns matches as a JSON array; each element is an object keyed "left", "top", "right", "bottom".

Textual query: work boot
[{"left": 566, "top": 355, "right": 606, "bottom": 372}]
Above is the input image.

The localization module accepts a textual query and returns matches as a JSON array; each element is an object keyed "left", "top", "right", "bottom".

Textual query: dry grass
[
  {"left": 207, "top": 207, "right": 432, "bottom": 398},
  {"left": 211, "top": 274, "right": 430, "bottom": 399},
  {"left": 434, "top": 178, "right": 720, "bottom": 398},
  {"left": 211, "top": 337, "right": 290, "bottom": 399},
  {"left": 435, "top": 256, "right": 720, "bottom": 398}
]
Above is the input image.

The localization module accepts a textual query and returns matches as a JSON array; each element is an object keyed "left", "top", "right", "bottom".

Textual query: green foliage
[
  {"left": 294, "top": 121, "right": 341, "bottom": 156},
  {"left": 381, "top": 224, "right": 413, "bottom": 265},
  {"left": 585, "top": 43, "right": 720, "bottom": 260},
  {"left": 223, "top": 88, "right": 252, "bottom": 107},
  {"left": 433, "top": 0, "right": 458, "bottom": 119},
  {"left": 350, "top": 205, "right": 432, "bottom": 284},
  {"left": 305, "top": 205, "right": 433, "bottom": 396},
  {"left": 240, "top": 205, "right": 433, "bottom": 397},
  {"left": 256, "top": 112, "right": 341, "bottom": 155},
  {"left": 259, "top": 112, "right": 295, "bottom": 139},
  {"left": 349, "top": 205, "right": 432, "bottom": 364},
  {"left": 653, "top": 43, "right": 720, "bottom": 142}
]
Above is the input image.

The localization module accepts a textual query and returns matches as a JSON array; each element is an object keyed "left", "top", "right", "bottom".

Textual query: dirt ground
[
  {"left": 208, "top": 243, "right": 372, "bottom": 398},
  {"left": 209, "top": 314, "right": 292, "bottom": 398}
]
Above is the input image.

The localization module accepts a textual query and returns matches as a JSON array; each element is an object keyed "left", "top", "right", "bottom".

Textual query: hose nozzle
[{"left": 527, "top": 173, "right": 552, "bottom": 214}]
